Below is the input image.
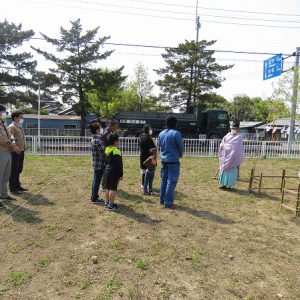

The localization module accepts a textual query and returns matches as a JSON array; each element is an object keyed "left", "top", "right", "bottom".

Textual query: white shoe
[{"left": 141, "top": 185, "right": 144, "bottom": 190}]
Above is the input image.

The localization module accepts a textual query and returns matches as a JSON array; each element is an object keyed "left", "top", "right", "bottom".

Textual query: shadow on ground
[
  {"left": 178, "top": 205, "right": 235, "bottom": 225},
  {"left": 19, "top": 192, "right": 56, "bottom": 206},
  {"left": 115, "top": 203, "right": 161, "bottom": 225},
  {"left": 1, "top": 200, "right": 43, "bottom": 224}
]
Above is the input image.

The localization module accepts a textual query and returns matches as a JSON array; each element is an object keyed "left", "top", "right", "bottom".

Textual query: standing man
[
  {"left": 8, "top": 111, "right": 27, "bottom": 195},
  {"left": 0, "top": 105, "right": 19, "bottom": 208},
  {"left": 90, "top": 121, "right": 106, "bottom": 204},
  {"left": 158, "top": 116, "right": 184, "bottom": 209},
  {"left": 101, "top": 120, "right": 119, "bottom": 147}
]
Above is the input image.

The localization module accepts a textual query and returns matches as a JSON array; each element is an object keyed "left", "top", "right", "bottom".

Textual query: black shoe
[
  {"left": 90, "top": 198, "right": 105, "bottom": 205},
  {"left": 18, "top": 187, "right": 28, "bottom": 192},
  {"left": 219, "top": 186, "right": 227, "bottom": 190},
  {"left": 0, "top": 202, "right": 4, "bottom": 209},
  {"left": 11, "top": 190, "right": 22, "bottom": 195},
  {"left": 107, "top": 203, "right": 118, "bottom": 210}
]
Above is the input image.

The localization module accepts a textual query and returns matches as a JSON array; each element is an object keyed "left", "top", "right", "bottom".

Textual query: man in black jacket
[
  {"left": 101, "top": 120, "right": 119, "bottom": 148},
  {"left": 139, "top": 124, "right": 155, "bottom": 189}
]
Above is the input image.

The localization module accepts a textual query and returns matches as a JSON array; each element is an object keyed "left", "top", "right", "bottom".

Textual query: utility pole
[
  {"left": 192, "top": 0, "right": 201, "bottom": 108},
  {"left": 288, "top": 47, "right": 300, "bottom": 151}
]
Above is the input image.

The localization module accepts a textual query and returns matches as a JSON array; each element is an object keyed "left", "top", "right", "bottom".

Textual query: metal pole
[
  {"left": 106, "top": 99, "right": 109, "bottom": 126},
  {"left": 288, "top": 47, "right": 300, "bottom": 152},
  {"left": 38, "top": 83, "right": 41, "bottom": 149}
]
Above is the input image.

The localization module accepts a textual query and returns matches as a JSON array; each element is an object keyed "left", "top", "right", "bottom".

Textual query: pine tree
[
  {"left": 32, "top": 19, "right": 113, "bottom": 135},
  {"left": 0, "top": 20, "right": 36, "bottom": 105},
  {"left": 155, "top": 40, "right": 232, "bottom": 112}
]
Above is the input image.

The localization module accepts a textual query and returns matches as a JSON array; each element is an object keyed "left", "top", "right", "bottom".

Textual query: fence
[{"left": 25, "top": 136, "right": 300, "bottom": 158}]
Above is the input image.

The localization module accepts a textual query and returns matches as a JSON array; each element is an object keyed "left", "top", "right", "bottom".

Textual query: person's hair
[
  {"left": 11, "top": 111, "right": 24, "bottom": 121},
  {"left": 109, "top": 119, "right": 119, "bottom": 127},
  {"left": 107, "top": 132, "right": 119, "bottom": 146},
  {"left": 165, "top": 115, "right": 177, "bottom": 129},
  {"left": 143, "top": 124, "right": 150, "bottom": 135},
  {"left": 90, "top": 122, "right": 101, "bottom": 135},
  {"left": 0, "top": 105, "right": 6, "bottom": 112},
  {"left": 231, "top": 119, "right": 240, "bottom": 129}
]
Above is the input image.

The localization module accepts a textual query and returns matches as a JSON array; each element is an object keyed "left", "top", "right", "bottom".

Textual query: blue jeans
[
  {"left": 144, "top": 170, "right": 154, "bottom": 193},
  {"left": 160, "top": 163, "right": 180, "bottom": 207},
  {"left": 91, "top": 169, "right": 104, "bottom": 200}
]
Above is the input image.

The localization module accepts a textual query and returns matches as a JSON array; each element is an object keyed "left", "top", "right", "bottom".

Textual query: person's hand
[{"left": 11, "top": 144, "right": 20, "bottom": 154}]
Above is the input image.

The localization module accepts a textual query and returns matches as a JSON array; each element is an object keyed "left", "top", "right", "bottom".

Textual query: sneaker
[
  {"left": 18, "top": 187, "right": 28, "bottom": 192},
  {"left": 107, "top": 203, "right": 118, "bottom": 210},
  {"left": 91, "top": 198, "right": 105, "bottom": 204},
  {"left": 104, "top": 201, "right": 109, "bottom": 207},
  {"left": 0, "top": 202, "right": 4, "bottom": 209},
  {"left": 219, "top": 186, "right": 227, "bottom": 190},
  {"left": 144, "top": 192, "right": 150, "bottom": 195}
]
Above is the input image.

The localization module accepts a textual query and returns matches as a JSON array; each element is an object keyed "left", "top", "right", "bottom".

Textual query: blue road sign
[{"left": 263, "top": 54, "right": 282, "bottom": 80}]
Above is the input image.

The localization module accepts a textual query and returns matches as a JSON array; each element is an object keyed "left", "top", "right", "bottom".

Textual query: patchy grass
[{"left": 0, "top": 156, "right": 300, "bottom": 299}]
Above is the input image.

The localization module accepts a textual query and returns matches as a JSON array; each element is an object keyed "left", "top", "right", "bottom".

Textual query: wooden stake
[
  {"left": 258, "top": 173, "right": 263, "bottom": 194},
  {"left": 281, "top": 179, "right": 286, "bottom": 207},
  {"left": 249, "top": 168, "right": 254, "bottom": 191},
  {"left": 281, "top": 169, "right": 286, "bottom": 192}
]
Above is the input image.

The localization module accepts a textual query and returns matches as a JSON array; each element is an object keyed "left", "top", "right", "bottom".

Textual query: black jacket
[{"left": 139, "top": 133, "right": 156, "bottom": 169}]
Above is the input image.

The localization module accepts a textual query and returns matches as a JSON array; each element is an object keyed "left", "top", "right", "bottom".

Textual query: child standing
[
  {"left": 101, "top": 133, "right": 123, "bottom": 210},
  {"left": 143, "top": 148, "right": 157, "bottom": 195}
]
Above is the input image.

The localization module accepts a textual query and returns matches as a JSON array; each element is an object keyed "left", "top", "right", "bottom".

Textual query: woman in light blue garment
[{"left": 218, "top": 119, "right": 244, "bottom": 190}]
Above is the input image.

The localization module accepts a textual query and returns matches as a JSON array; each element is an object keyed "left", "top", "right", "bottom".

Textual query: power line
[
  {"left": 59, "top": 0, "right": 300, "bottom": 18},
  {"left": 15, "top": 0, "right": 300, "bottom": 29},
  {"left": 0, "top": 34, "right": 294, "bottom": 56},
  {"left": 35, "top": 0, "right": 300, "bottom": 24}
]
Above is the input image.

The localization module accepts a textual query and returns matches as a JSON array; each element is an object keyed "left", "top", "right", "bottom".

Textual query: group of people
[
  {"left": 0, "top": 105, "right": 28, "bottom": 209},
  {"left": 90, "top": 115, "right": 185, "bottom": 210},
  {"left": 0, "top": 103, "right": 244, "bottom": 211}
]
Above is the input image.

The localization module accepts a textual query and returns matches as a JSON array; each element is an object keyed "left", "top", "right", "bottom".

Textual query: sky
[{"left": 1, "top": 0, "right": 300, "bottom": 102}]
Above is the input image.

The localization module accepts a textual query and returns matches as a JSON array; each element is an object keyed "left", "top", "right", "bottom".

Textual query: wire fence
[{"left": 24, "top": 136, "right": 300, "bottom": 158}]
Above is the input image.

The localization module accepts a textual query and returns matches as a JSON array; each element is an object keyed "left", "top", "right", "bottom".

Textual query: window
[
  {"left": 64, "top": 124, "right": 77, "bottom": 129},
  {"left": 218, "top": 112, "right": 228, "bottom": 120},
  {"left": 120, "top": 119, "right": 146, "bottom": 124}
]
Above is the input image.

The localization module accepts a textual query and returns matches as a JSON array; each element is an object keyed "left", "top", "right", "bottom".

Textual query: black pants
[{"left": 9, "top": 151, "right": 24, "bottom": 191}]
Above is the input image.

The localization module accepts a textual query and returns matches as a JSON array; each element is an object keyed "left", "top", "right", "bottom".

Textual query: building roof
[
  {"left": 24, "top": 114, "right": 81, "bottom": 121},
  {"left": 239, "top": 121, "right": 265, "bottom": 129},
  {"left": 256, "top": 118, "right": 300, "bottom": 130}
]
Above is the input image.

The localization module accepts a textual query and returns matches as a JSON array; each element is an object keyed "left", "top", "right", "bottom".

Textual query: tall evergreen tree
[
  {"left": 0, "top": 20, "right": 36, "bottom": 105},
  {"left": 32, "top": 19, "right": 113, "bottom": 135},
  {"left": 155, "top": 40, "right": 232, "bottom": 112}
]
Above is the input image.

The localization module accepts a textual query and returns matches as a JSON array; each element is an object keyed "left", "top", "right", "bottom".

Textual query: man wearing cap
[
  {"left": 0, "top": 105, "right": 20, "bottom": 208},
  {"left": 158, "top": 116, "right": 184, "bottom": 209},
  {"left": 8, "top": 111, "right": 28, "bottom": 194}
]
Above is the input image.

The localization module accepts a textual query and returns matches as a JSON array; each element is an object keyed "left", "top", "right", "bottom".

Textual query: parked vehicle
[{"left": 114, "top": 106, "right": 230, "bottom": 139}]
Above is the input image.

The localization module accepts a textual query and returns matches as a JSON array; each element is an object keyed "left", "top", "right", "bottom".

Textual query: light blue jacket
[{"left": 158, "top": 129, "right": 184, "bottom": 163}]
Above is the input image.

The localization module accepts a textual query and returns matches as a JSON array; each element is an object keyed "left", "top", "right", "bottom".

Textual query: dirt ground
[{"left": 0, "top": 156, "right": 300, "bottom": 300}]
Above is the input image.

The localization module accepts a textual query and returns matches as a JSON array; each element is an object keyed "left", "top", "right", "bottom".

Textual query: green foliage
[
  {"left": 136, "top": 259, "right": 149, "bottom": 270},
  {"left": 5, "top": 270, "right": 31, "bottom": 286},
  {"left": 87, "top": 67, "right": 127, "bottom": 117},
  {"left": 155, "top": 39, "right": 232, "bottom": 111},
  {"left": 32, "top": 19, "right": 113, "bottom": 134},
  {"left": 198, "top": 92, "right": 228, "bottom": 110},
  {"left": 0, "top": 20, "right": 36, "bottom": 106},
  {"left": 226, "top": 95, "right": 289, "bottom": 122}
]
